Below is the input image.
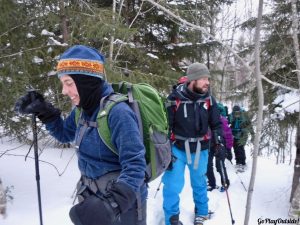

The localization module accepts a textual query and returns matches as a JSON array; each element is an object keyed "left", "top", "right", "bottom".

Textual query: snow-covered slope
[{"left": 0, "top": 137, "right": 294, "bottom": 225}]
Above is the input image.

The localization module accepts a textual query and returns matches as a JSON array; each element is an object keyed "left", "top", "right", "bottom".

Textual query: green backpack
[{"left": 75, "top": 81, "right": 171, "bottom": 182}]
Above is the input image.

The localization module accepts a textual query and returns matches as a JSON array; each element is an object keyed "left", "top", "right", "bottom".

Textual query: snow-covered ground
[{"left": 0, "top": 136, "right": 295, "bottom": 225}]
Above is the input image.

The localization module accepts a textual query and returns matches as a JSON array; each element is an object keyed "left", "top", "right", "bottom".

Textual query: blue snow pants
[{"left": 162, "top": 145, "right": 209, "bottom": 225}]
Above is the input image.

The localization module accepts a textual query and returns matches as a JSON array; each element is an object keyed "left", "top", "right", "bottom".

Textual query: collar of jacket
[{"left": 182, "top": 83, "right": 209, "bottom": 101}]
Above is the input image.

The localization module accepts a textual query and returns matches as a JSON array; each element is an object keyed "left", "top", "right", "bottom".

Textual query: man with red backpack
[
  {"left": 207, "top": 103, "right": 233, "bottom": 191},
  {"left": 163, "top": 63, "right": 223, "bottom": 225}
]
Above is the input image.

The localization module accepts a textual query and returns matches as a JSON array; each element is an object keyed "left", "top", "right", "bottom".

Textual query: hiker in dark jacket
[
  {"left": 15, "top": 45, "right": 147, "bottom": 225},
  {"left": 229, "top": 105, "right": 253, "bottom": 171},
  {"left": 163, "top": 62, "right": 223, "bottom": 225},
  {"left": 207, "top": 103, "right": 233, "bottom": 191}
]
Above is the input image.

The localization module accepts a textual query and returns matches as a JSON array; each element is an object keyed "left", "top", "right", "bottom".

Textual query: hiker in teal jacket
[
  {"left": 229, "top": 105, "right": 253, "bottom": 170},
  {"left": 15, "top": 45, "right": 147, "bottom": 225},
  {"left": 164, "top": 63, "right": 223, "bottom": 225}
]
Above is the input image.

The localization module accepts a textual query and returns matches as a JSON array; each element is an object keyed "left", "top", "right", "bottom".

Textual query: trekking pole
[
  {"left": 28, "top": 89, "right": 44, "bottom": 225},
  {"left": 154, "top": 179, "right": 162, "bottom": 198},
  {"left": 219, "top": 159, "right": 235, "bottom": 225},
  {"left": 227, "top": 160, "right": 247, "bottom": 192}
]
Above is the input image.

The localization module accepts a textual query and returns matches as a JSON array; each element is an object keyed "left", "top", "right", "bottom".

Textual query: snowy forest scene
[{"left": 0, "top": 0, "right": 300, "bottom": 225}]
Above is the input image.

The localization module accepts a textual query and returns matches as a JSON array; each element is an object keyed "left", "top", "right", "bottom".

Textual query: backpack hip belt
[
  {"left": 76, "top": 171, "right": 143, "bottom": 221},
  {"left": 76, "top": 171, "right": 120, "bottom": 203},
  {"left": 174, "top": 135, "right": 206, "bottom": 169}
]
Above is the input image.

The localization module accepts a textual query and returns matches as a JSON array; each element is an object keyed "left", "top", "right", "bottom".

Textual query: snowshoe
[
  {"left": 235, "top": 164, "right": 247, "bottom": 173},
  {"left": 194, "top": 215, "right": 208, "bottom": 225},
  {"left": 194, "top": 208, "right": 214, "bottom": 220},
  {"left": 207, "top": 185, "right": 219, "bottom": 192},
  {"left": 220, "top": 182, "right": 229, "bottom": 192},
  {"left": 208, "top": 210, "right": 214, "bottom": 219},
  {"left": 219, "top": 186, "right": 226, "bottom": 192}
]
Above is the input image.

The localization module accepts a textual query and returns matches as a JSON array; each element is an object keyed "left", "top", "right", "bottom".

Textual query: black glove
[
  {"left": 69, "top": 194, "right": 119, "bottom": 225},
  {"left": 226, "top": 148, "right": 233, "bottom": 162},
  {"left": 69, "top": 182, "right": 136, "bottom": 225},
  {"left": 214, "top": 144, "right": 226, "bottom": 161},
  {"left": 108, "top": 181, "right": 136, "bottom": 214},
  {"left": 14, "top": 91, "right": 60, "bottom": 123}
]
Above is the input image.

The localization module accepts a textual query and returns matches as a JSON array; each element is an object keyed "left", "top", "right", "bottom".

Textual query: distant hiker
[
  {"left": 164, "top": 63, "right": 223, "bottom": 225},
  {"left": 207, "top": 103, "right": 233, "bottom": 191},
  {"left": 229, "top": 105, "right": 253, "bottom": 171},
  {"left": 15, "top": 45, "right": 147, "bottom": 225}
]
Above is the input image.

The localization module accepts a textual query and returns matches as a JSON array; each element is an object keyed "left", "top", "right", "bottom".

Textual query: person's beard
[{"left": 193, "top": 83, "right": 209, "bottom": 94}]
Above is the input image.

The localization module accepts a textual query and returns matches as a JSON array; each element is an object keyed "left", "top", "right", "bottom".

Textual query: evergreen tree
[
  {"left": 0, "top": 0, "right": 234, "bottom": 139},
  {"left": 0, "top": 0, "right": 65, "bottom": 139}
]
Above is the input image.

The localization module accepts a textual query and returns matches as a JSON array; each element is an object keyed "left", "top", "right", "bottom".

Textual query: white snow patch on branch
[
  {"left": 41, "top": 29, "right": 55, "bottom": 36},
  {"left": 47, "top": 37, "right": 68, "bottom": 46},
  {"left": 26, "top": 33, "right": 35, "bottom": 38},
  {"left": 146, "top": 53, "right": 159, "bottom": 59},
  {"left": 32, "top": 56, "right": 43, "bottom": 64}
]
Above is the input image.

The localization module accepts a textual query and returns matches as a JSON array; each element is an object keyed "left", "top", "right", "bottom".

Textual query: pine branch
[
  {"left": 0, "top": 46, "right": 48, "bottom": 59},
  {"left": 0, "top": 18, "right": 35, "bottom": 39}
]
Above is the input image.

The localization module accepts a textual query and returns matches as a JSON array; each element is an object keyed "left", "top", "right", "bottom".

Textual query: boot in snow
[
  {"left": 170, "top": 214, "right": 183, "bottom": 225},
  {"left": 194, "top": 215, "right": 208, "bottom": 225}
]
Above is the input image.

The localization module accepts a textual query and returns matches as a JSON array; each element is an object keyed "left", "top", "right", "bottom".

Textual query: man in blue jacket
[
  {"left": 164, "top": 63, "right": 223, "bottom": 225},
  {"left": 15, "top": 45, "right": 147, "bottom": 225}
]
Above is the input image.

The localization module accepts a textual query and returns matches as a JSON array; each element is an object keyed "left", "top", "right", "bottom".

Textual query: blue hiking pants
[{"left": 162, "top": 145, "right": 209, "bottom": 225}]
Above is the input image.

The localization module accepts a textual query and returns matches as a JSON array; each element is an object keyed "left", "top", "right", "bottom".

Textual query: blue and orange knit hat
[{"left": 56, "top": 45, "right": 105, "bottom": 79}]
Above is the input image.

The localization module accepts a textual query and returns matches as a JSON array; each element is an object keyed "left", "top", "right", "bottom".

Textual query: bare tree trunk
[
  {"left": 291, "top": 127, "right": 300, "bottom": 201},
  {"left": 114, "top": 1, "right": 144, "bottom": 62},
  {"left": 219, "top": 3, "right": 238, "bottom": 102},
  {"left": 59, "top": 0, "right": 68, "bottom": 43},
  {"left": 290, "top": 0, "right": 300, "bottom": 203},
  {"left": 109, "top": 0, "right": 116, "bottom": 62},
  {"left": 289, "top": 127, "right": 295, "bottom": 165},
  {"left": 289, "top": 181, "right": 300, "bottom": 219},
  {"left": 244, "top": 0, "right": 264, "bottom": 224}
]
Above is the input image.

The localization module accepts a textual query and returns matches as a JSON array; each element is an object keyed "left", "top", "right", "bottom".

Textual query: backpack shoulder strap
[
  {"left": 75, "top": 107, "right": 82, "bottom": 126},
  {"left": 97, "top": 93, "right": 128, "bottom": 155}
]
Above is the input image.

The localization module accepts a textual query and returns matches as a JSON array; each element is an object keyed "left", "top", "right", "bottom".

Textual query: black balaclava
[{"left": 70, "top": 74, "right": 104, "bottom": 116}]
